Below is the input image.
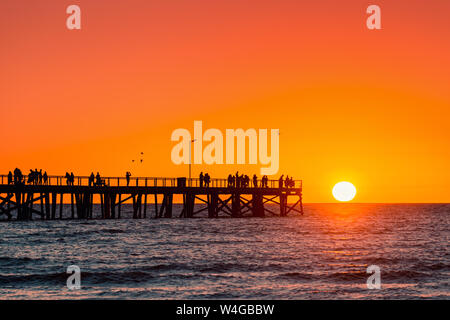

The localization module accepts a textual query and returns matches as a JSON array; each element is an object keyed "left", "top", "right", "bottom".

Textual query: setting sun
[{"left": 332, "top": 182, "right": 357, "bottom": 202}]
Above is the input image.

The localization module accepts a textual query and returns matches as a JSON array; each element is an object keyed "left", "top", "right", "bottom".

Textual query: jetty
[{"left": 0, "top": 175, "right": 303, "bottom": 220}]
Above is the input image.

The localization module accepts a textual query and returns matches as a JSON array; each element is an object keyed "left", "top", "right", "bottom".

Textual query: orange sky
[{"left": 1, "top": 0, "right": 449, "bottom": 203}]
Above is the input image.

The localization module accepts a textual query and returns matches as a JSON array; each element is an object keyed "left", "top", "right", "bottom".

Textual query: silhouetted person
[
  {"left": 199, "top": 172, "right": 204, "bottom": 188},
  {"left": 279, "top": 175, "right": 284, "bottom": 188},
  {"left": 14, "top": 168, "right": 23, "bottom": 185},
  {"left": 28, "top": 169, "right": 35, "bottom": 185},
  {"left": 262, "top": 175, "right": 268, "bottom": 188},
  {"left": 8, "top": 171, "right": 13, "bottom": 185},
  {"left": 126, "top": 171, "right": 131, "bottom": 186},
  {"left": 204, "top": 173, "right": 211, "bottom": 187},
  {"left": 65, "top": 172, "right": 70, "bottom": 185},
  {"left": 70, "top": 172, "right": 75, "bottom": 186},
  {"left": 253, "top": 174, "right": 258, "bottom": 188},
  {"left": 89, "top": 172, "right": 95, "bottom": 186},
  {"left": 227, "top": 174, "right": 233, "bottom": 187},
  {"left": 43, "top": 171, "right": 48, "bottom": 185},
  {"left": 96, "top": 172, "right": 101, "bottom": 186},
  {"left": 244, "top": 175, "right": 249, "bottom": 187}
]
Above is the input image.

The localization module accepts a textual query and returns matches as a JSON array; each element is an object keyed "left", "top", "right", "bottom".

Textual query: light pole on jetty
[{"left": 189, "top": 139, "right": 196, "bottom": 186}]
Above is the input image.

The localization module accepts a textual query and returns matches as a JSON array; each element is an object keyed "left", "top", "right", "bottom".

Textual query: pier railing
[{"left": 0, "top": 174, "right": 302, "bottom": 189}]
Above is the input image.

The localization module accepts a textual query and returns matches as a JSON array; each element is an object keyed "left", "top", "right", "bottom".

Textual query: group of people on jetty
[
  {"left": 6, "top": 169, "right": 105, "bottom": 187},
  {"left": 6, "top": 169, "right": 296, "bottom": 189},
  {"left": 7, "top": 168, "right": 49, "bottom": 185},
  {"left": 199, "top": 171, "right": 296, "bottom": 188}
]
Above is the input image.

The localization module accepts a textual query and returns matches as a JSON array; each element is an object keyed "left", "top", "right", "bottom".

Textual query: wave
[
  {"left": 275, "top": 268, "right": 443, "bottom": 283},
  {"left": 0, "top": 256, "right": 45, "bottom": 266}
]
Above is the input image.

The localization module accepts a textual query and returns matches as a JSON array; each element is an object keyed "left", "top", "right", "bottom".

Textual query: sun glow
[{"left": 332, "top": 182, "right": 357, "bottom": 202}]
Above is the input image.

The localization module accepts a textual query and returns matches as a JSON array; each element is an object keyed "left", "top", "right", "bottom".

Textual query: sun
[{"left": 332, "top": 181, "right": 357, "bottom": 202}]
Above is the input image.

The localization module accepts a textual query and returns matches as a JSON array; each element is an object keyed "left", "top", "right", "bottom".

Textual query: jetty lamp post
[{"left": 189, "top": 139, "right": 196, "bottom": 187}]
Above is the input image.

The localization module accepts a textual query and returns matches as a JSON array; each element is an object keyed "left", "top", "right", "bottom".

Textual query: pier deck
[{"left": 0, "top": 175, "right": 303, "bottom": 220}]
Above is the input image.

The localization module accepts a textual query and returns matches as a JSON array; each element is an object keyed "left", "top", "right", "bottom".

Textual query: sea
[{"left": 0, "top": 204, "right": 448, "bottom": 299}]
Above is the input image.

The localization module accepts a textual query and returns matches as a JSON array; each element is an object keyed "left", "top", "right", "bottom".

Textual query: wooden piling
[
  {"left": 104, "top": 193, "right": 111, "bottom": 219},
  {"left": 164, "top": 194, "right": 173, "bottom": 218},
  {"left": 118, "top": 194, "right": 122, "bottom": 219},
  {"left": 100, "top": 193, "right": 105, "bottom": 219},
  {"left": 154, "top": 194, "right": 158, "bottom": 218},
  {"left": 110, "top": 193, "right": 116, "bottom": 219},
  {"left": 51, "top": 193, "right": 57, "bottom": 219},
  {"left": 40, "top": 193, "right": 44, "bottom": 218},
  {"left": 59, "top": 193, "right": 63, "bottom": 219},
  {"left": 231, "top": 193, "right": 241, "bottom": 217},
  {"left": 143, "top": 194, "right": 147, "bottom": 218},
  {"left": 44, "top": 193, "right": 50, "bottom": 220},
  {"left": 71, "top": 193, "right": 75, "bottom": 219}
]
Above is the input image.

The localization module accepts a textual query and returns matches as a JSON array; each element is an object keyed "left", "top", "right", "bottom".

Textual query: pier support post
[
  {"left": 280, "top": 193, "right": 287, "bottom": 216},
  {"left": 143, "top": 194, "right": 147, "bottom": 218},
  {"left": 208, "top": 193, "right": 218, "bottom": 218},
  {"left": 51, "top": 193, "right": 57, "bottom": 219},
  {"left": 25, "top": 193, "right": 31, "bottom": 220},
  {"left": 71, "top": 193, "right": 75, "bottom": 219},
  {"left": 40, "top": 193, "right": 44, "bottom": 218},
  {"left": 185, "top": 193, "right": 195, "bottom": 218},
  {"left": 137, "top": 193, "right": 142, "bottom": 218},
  {"left": 299, "top": 193, "right": 304, "bottom": 215},
  {"left": 164, "top": 194, "right": 173, "bottom": 218},
  {"left": 100, "top": 193, "right": 104, "bottom": 219},
  {"left": 252, "top": 193, "right": 264, "bottom": 217},
  {"left": 15, "top": 192, "right": 22, "bottom": 220},
  {"left": 132, "top": 194, "right": 137, "bottom": 219},
  {"left": 154, "top": 194, "right": 158, "bottom": 218},
  {"left": 231, "top": 193, "right": 241, "bottom": 217},
  {"left": 45, "top": 193, "right": 50, "bottom": 220},
  {"left": 110, "top": 193, "right": 116, "bottom": 219},
  {"left": 104, "top": 193, "right": 111, "bottom": 219},
  {"left": 59, "top": 193, "right": 63, "bottom": 219},
  {"left": 118, "top": 194, "right": 121, "bottom": 219}
]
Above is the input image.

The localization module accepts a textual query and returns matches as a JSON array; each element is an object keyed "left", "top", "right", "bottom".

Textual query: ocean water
[{"left": 0, "top": 204, "right": 448, "bottom": 299}]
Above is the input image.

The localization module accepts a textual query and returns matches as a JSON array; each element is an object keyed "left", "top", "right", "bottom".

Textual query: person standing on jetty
[
  {"left": 227, "top": 174, "right": 234, "bottom": 187},
  {"left": 204, "top": 173, "right": 211, "bottom": 187},
  {"left": 253, "top": 174, "right": 258, "bottom": 188},
  {"left": 279, "top": 175, "right": 284, "bottom": 188},
  {"left": 261, "top": 175, "right": 268, "bottom": 188},
  {"left": 89, "top": 172, "right": 95, "bottom": 186},
  {"left": 126, "top": 171, "right": 131, "bottom": 186},
  {"left": 43, "top": 171, "right": 48, "bottom": 185},
  {"left": 7, "top": 171, "right": 13, "bottom": 185},
  {"left": 96, "top": 172, "right": 101, "bottom": 186},
  {"left": 199, "top": 172, "right": 204, "bottom": 188},
  {"left": 13, "top": 168, "right": 23, "bottom": 185}
]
